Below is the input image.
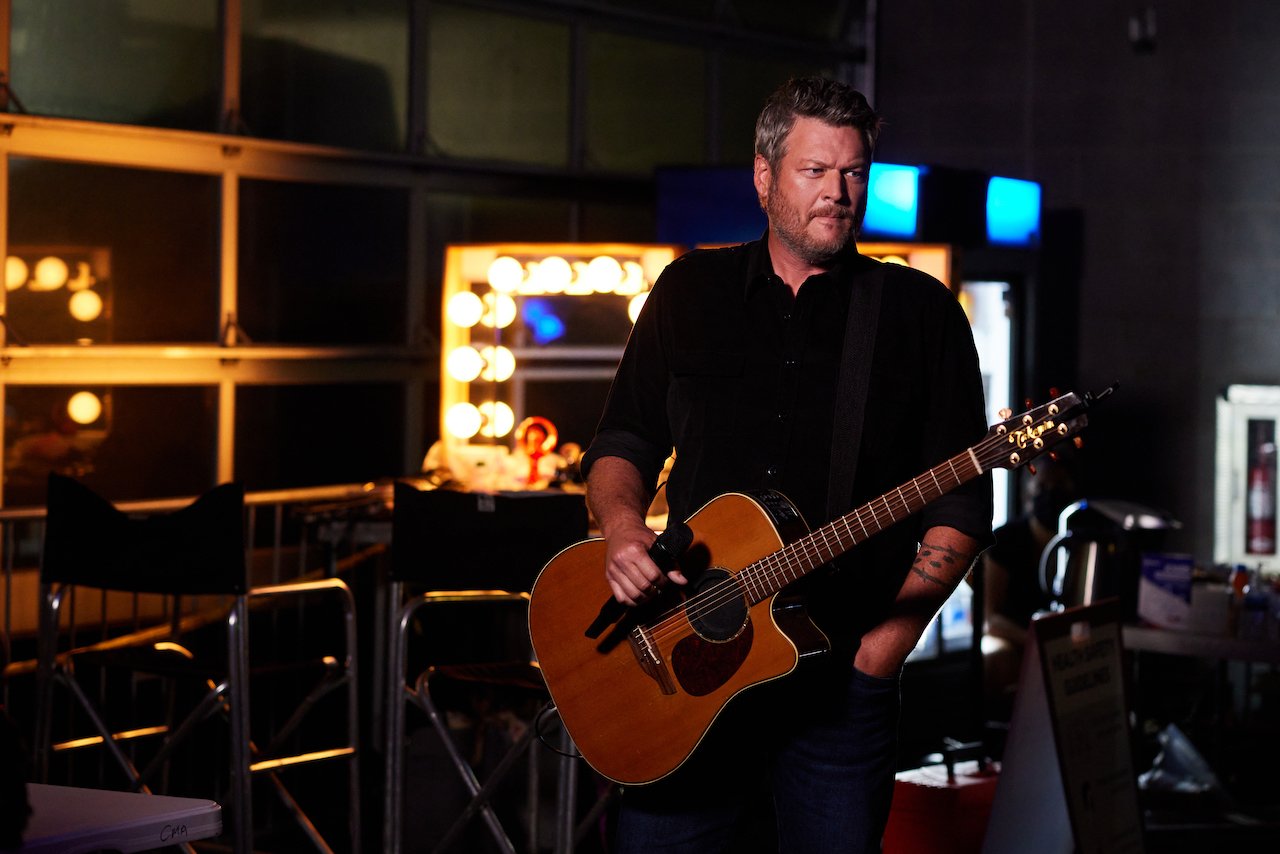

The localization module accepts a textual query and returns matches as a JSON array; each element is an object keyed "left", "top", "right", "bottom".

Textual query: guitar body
[{"left": 528, "top": 491, "right": 828, "bottom": 786}]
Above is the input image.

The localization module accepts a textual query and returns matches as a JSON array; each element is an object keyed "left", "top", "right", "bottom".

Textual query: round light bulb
[
  {"left": 446, "top": 291, "right": 485, "bottom": 328},
  {"left": 532, "top": 256, "right": 571, "bottom": 293},
  {"left": 617, "top": 261, "right": 646, "bottom": 295},
  {"left": 479, "top": 293, "right": 517, "bottom": 329},
  {"left": 480, "top": 345, "right": 516, "bottom": 382},
  {"left": 487, "top": 256, "right": 524, "bottom": 294},
  {"left": 67, "top": 391, "right": 103, "bottom": 425},
  {"left": 445, "top": 402, "right": 482, "bottom": 439},
  {"left": 479, "top": 401, "right": 515, "bottom": 438},
  {"left": 628, "top": 293, "right": 649, "bottom": 323},
  {"left": 31, "top": 256, "right": 69, "bottom": 291},
  {"left": 5, "top": 256, "right": 28, "bottom": 291},
  {"left": 68, "top": 289, "right": 104, "bottom": 322},
  {"left": 585, "top": 255, "right": 624, "bottom": 293},
  {"left": 446, "top": 346, "right": 485, "bottom": 382}
]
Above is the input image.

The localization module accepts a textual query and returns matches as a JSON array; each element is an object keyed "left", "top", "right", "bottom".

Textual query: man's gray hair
[{"left": 754, "top": 77, "right": 882, "bottom": 169}]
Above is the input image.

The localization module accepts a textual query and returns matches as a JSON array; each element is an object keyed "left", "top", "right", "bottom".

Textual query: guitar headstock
[{"left": 976, "top": 386, "right": 1110, "bottom": 473}]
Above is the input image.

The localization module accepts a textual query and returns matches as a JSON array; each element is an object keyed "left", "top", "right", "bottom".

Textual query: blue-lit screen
[
  {"left": 986, "top": 176, "right": 1041, "bottom": 246},
  {"left": 862, "top": 163, "right": 920, "bottom": 238}
]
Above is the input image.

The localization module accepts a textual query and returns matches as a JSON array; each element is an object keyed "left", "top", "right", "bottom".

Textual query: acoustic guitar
[{"left": 528, "top": 388, "right": 1106, "bottom": 785}]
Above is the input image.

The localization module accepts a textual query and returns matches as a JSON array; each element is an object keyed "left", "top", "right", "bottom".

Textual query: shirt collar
[{"left": 744, "top": 231, "right": 874, "bottom": 296}]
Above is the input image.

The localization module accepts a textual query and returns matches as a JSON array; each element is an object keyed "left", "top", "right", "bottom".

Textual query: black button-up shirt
[{"left": 582, "top": 236, "right": 992, "bottom": 647}]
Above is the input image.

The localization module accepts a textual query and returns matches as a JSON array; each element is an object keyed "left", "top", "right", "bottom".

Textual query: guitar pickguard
[{"left": 671, "top": 619, "right": 754, "bottom": 696}]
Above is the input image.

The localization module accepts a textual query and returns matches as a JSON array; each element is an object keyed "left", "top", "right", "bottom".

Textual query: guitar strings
[{"left": 640, "top": 416, "right": 1066, "bottom": 647}]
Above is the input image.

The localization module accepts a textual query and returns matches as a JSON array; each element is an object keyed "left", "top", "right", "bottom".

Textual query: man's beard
[{"left": 765, "top": 183, "right": 859, "bottom": 266}]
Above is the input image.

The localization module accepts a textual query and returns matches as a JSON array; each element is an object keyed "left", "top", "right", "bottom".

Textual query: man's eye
[{"left": 804, "top": 168, "right": 824, "bottom": 176}]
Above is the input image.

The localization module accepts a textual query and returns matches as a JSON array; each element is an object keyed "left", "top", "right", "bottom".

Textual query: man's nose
[{"left": 822, "top": 171, "right": 848, "bottom": 202}]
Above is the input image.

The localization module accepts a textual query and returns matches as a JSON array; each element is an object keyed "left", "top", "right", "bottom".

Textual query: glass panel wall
[
  {"left": 241, "top": 0, "right": 409, "bottom": 150},
  {"left": 10, "top": 0, "right": 221, "bottom": 130},
  {"left": 8, "top": 158, "right": 221, "bottom": 344},
  {"left": 586, "top": 32, "right": 706, "bottom": 173},
  {"left": 238, "top": 180, "right": 410, "bottom": 345},
  {"left": 426, "top": 3, "right": 571, "bottom": 166},
  {"left": 234, "top": 383, "right": 405, "bottom": 490},
  {"left": 5, "top": 385, "right": 218, "bottom": 506}
]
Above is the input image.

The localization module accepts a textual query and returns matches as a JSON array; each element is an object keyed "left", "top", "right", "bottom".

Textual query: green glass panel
[
  {"left": 10, "top": 0, "right": 220, "bottom": 130},
  {"left": 586, "top": 32, "right": 706, "bottom": 174},
  {"left": 241, "top": 0, "right": 409, "bottom": 150},
  {"left": 718, "top": 55, "right": 834, "bottom": 164},
  {"left": 427, "top": 4, "right": 571, "bottom": 166}
]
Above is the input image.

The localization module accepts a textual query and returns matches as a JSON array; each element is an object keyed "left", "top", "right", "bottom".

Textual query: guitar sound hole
[{"left": 686, "top": 568, "right": 748, "bottom": 642}]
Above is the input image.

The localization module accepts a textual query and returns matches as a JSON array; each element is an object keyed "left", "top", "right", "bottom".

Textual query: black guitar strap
[{"left": 825, "top": 260, "right": 886, "bottom": 521}]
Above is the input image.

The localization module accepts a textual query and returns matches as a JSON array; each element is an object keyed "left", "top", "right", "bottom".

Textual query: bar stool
[
  {"left": 34, "top": 473, "right": 361, "bottom": 853},
  {"left": 382, "top": 482, "right": 587, "bottom": 853}
]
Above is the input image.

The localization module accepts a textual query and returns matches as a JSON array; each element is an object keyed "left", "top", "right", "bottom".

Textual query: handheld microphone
[{"left": 584, "top": 522, "right": 693, "bottom": 639}]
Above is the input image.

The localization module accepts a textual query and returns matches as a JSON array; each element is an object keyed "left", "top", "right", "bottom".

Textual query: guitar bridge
[{"left": 629, "top": 625, "right": 676, "bottom": 695}]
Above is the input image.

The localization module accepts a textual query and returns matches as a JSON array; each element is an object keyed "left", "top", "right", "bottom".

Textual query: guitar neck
[{"left": 737, "top": 447, "right": 984, "bottom": 604}]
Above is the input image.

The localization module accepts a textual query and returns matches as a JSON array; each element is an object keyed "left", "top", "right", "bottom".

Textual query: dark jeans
[{"left": 613, "top": 665, "right": 901, "bottom": 854}]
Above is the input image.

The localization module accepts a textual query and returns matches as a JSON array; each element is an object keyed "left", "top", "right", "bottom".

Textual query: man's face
[{"left": 754, "top": 116, "right": 870, "bottom": 266}]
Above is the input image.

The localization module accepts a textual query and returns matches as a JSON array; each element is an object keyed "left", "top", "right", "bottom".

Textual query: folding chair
[
  {"left": 382, "top": 482, "right": 587, "bottom": 854},
  {"left": 33, "top": 473, "right": 361, "bottom": 853}
]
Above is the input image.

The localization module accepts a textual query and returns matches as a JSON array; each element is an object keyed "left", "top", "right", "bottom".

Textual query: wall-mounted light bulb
[
  {"left": 488, "top": 256, "right": 524, "bottom": 293},
  {"left": 67, "top": 391, "right": 103, "bottom": 425},
  {"left": 479, "top": 345, "right": 516, "bottom": 382},
  {"left": 5, "top": 256, "right": 28, "bottom": 291},
  {"left": 479, "top": 293, "right": 517, "bottom": 328},
  {"left": 531, "top": 256, "right": 571, "bottom": 293},
  {"left": 68, "top": 289, "right": 103, "bottom": 322},
  {"left": 445, "top": 402, "right": 482, "bottom": 439},
  {"left": 628, "top": 293, "right": 648, "bottom": 323},
  {"left": 585, "top": 255, "right": 624, "bottom": 293},
  {"left": 446, "top": 291, "right": 485, "bottom": 328},
  {"left": 478, "top": 400, "right": 515, "bottom": 438},
  {"left": 617, "top": 261, "right": 646, "bottom": 295},
  {"left": 446, "top": 346, "right": 485, "bottom": 382},
  {"left": 31, "top": 256, "right": 69, "bottom": 291}
]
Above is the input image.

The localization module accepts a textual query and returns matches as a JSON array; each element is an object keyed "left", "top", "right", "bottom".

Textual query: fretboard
[{"left": 734, "top": 447, "right": 984, "bottom": 604}]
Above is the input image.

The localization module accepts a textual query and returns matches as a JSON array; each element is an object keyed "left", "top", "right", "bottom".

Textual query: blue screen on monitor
[
  {"left": 986, "top": 176, "right": 1041, "bottom": 246},
  {"left": 862, "top": 163, "right": 920, "bottom": 239}
]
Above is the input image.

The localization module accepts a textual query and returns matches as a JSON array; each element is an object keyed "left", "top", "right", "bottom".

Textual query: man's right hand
[
  {"left": 601, "top": 520, "right": 689, "bottom": 605},
  {"left": 586, "top": 456, "right": 688, "bottom": 606}
]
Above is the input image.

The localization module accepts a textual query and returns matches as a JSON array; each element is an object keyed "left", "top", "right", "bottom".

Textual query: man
[{"left": 580, "top": 77, "right": 993, "bottom": 853}]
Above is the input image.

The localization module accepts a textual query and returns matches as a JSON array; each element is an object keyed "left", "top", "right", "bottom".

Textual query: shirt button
[
  {"left": 766, "top": 466, "right": 778, "bottom": 478},
  {"left": 776, "top": 412, "right": 787, "bottom": 422},
  {"left": 782, "top": 312, "right": 792, "bottom": 322}
]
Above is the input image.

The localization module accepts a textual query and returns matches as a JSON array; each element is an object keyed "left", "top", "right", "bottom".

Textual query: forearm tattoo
[{"left": 911, "top": 539, "right": 968, "bottom": 587}]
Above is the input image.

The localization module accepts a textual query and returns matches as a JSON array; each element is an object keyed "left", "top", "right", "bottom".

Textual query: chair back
[
  {"left": 42, "top": 473, "right": 247, "bottom": 596},
  {"left": 391, "top": 483, "right": 586, "bottom": 592}
]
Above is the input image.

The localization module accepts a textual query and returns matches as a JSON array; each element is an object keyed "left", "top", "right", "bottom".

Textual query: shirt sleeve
[{"left": 579, "top": 269, "right": 677, "bottom": 491}]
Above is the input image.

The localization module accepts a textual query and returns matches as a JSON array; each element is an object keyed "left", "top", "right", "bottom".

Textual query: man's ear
[{"left": 753, "top": 154, "right": 771, "bottom": 203}]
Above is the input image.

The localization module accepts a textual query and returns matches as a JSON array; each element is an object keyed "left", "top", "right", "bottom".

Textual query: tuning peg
[
  {"left": 1028, "top": 464, "right": 1038, "bottom": 475},
  {"left": 1049, "top": 451, "right": 1060, "bottom": 462},
  {"left": 998, "top": 407, "right": 1012, "bottom": 420},
  {"left": 1049, "top": 386, "right": 1061, "bottom": 398},
  {"left": 1073, "top": 436, "right": 1084, "bottom": 450}
]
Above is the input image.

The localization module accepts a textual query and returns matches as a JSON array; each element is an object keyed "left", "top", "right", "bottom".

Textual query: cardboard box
[{"left": 1137, "top": 553, "right": 1194, "bottom": 630}]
